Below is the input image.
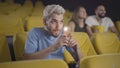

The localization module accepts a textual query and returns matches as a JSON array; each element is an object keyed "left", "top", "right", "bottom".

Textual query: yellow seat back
[
  {"left": 64, "top": 32, "right": 97, "bottom": 63},
  {"left": 0, "top": 33, "right": 11, "bottom": 62},
  {"left": 72, "top": 32, "right": 97, "bottom": 56},
  {"left": 0, "top": 59, "right": 68, "bottom": 68},
  {"left": 14, "top": 32, "right": 28, "bottom": 60},
  {"left": 26, "top": 16, "right": 44, "bottom": 31},
  {"left": 92, "top": 32, "right": 120, "bottom": 54},
  {"left": 80, "top": 54, "right": 120, "bottom": 68},
  {"left": 64, "top": 49, "right": 75, "bottom": 63},
  {"left": 116, "top": 21, "right": 120, "bottom": 33},
  {"left": 0, "top": 15, "right": 24, "bottom": 36}
]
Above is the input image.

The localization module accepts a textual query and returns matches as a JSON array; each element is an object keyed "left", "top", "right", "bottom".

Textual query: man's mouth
[{"left": 53, "top": 30, "right": 60, "bottom": 32}]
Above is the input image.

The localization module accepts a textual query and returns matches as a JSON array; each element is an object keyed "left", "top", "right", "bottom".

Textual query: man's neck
[
  {"left": 43, "top": 26, "right": 52, "bottom": 35},
  {"left": 96, "top": 15, "right": 102, "bottom": 24}
]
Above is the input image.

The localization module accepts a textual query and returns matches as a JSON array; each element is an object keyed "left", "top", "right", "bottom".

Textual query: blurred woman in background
[{"left": 68, "top": 6, "right": 89, "bottom": 33}]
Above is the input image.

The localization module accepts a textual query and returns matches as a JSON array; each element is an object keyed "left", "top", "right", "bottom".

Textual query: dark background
[
  {"left": 3, "top": 0, "right": 120, "bottom": 22},
  {"left": 41, "top": 0, "right": 120, "bottom": 22}
]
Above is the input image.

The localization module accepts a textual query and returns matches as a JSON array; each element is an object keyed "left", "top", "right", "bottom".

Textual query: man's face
[
  {"left": 96, "top": 5, "right": 106, "bottom": 18},
  {"left": 45, "top": 13, "right": 64, "bottom": 37},
  {"left": 78, "top": 7, "right": 87, "bottom": 19}
]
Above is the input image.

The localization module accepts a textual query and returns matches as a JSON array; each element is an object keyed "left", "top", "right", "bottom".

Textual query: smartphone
[
  {"left": 63, "top": 26, "right": 70, "bottom": 35},
  {"left": 63, "top": 26, "right": 71, "bottom": 46}
]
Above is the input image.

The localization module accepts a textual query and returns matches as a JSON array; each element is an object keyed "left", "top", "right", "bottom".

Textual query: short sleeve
[
  {"left": 85, "top": 16, "right": 94, "bottom": 27},
  {"left": 107, "top": 17, "right": 114, "bottom": 27},
  {"left": 24, "top": 28, "right": 38, "bottom": 54}
]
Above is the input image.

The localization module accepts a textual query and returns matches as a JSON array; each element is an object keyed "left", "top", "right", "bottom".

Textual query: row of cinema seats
[
  {"left": 0, "top": 54, "right": 120, "bottom": 68},
  {"left": 1, "top": 14, "right": 120, "bottom": 36},
  {"left": 1, "top": 13, "right": 120, "bottom": 36},
  {"left": 92, "top": 32, "right": 120, "bottom": 54},
  {"left": 0, "top": 0, "right": 72, "bottom": 35},
  {"left": 1, "top": 0, "right": 120, "bottom": 34},
  {"left": 13, "top": 32, "right": 96, "bottom": 63},
  {"left": 1, "top": 14, "right": 119, "bottom": 36},
  {"left": 0, "top": 59, "right": 69, "bottom": 68},
  {"left": 0, "top": 31, "right": 120, "bottom": 68}
]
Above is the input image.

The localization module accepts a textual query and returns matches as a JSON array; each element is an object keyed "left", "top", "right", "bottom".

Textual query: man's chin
[
  {"left": 99, "top": 15, "right": 105, "bottom": 18},
  {"left": 52, "top": 32, "right": 60, "bottom": 37},
  {"left": 52, "top": 34, "right": 59, "bottom": 37}
]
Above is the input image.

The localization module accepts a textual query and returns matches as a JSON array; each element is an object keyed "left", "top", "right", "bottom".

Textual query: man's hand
[
  {"left": 62, "top": 33, "right": 79, "bottom": 50},
  {"left": 51, "top": 32, "right": 79, "bottom": 52},
  {"left": 66, "top": 34, "right": 79, "bottom": 51},
  {"left": 50, "top": 34, "right": 70, "bottom": 51}
]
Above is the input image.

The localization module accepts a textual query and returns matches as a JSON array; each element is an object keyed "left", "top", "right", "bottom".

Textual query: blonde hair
[{"left": 43, "top": 4, "right": 65, "bottom": 20}]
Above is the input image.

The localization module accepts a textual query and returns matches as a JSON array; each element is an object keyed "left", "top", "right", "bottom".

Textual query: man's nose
[
  {"left": 102, "top": 10, "right": 106, "bottom": 13},
  {"left": 56, "top": 23, "right": 61, "bottom": 30}
]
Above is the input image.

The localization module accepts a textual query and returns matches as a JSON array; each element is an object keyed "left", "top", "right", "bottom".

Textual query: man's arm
[
  {"left": 85, "top": 16, "right": 94, "bottom": 37},
  {"left": 107, "top": 17, "right": 119, "bottom": 36},
  {"left": 24, "top": 44, "right": 59, "bottom": 60},
  {"left": 66, "top": 36, "right": 83, "bottom": 61},
  {"left": 24, "top": 33, "right": 68, "bottom": 60},
  {"left": 86, "top": 25, "right": 94, "bottom": 37},
  {"left": 76, "top": 46, "right": 83, "bottom": 59},
  {"left": 110, "top": 26, "right": 119, "bottom": 36}
]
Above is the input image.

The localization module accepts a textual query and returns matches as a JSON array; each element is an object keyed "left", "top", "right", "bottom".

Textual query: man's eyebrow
[
  {"left": 51, "top": 18, "right": 57, "bottom": 21},
  {"left": 51, "top": 18, "right": 64, "bottom": 22},
  {"left": 52, "top": 18, "right": 57, "bottom": 20}
]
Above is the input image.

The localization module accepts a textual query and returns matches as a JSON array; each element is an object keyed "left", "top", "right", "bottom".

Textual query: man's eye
[
  {"left": 50, "top": 20, "right": 55, "bottom": 23},
  {"left": 61, "top": 21, "right": 64, "bottom": 24}
]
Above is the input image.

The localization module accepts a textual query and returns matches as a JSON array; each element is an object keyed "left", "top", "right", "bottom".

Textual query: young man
[
  {"left": 24, "top": 4, "right": 82, "bottom": 63},
  {"left": 85, "top": 5, "right": 119, "bottom": 37}
]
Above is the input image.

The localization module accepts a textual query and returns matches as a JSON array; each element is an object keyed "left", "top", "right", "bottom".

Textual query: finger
[
  {"left": 59, "top": 38, "right": 69, "bottom": 46},
  {"left": 59, "top": 36, "right": 67, "bottom": 41},
  {"left": 70, "top": 40, "right": 77, "bottom": 47},
  {"left": 67, "top": 33, "right": 72, "bottom": 39},
  {"left": 69, "top": 38, "right": 75, "bottom": 43},
  {"left": 71, "top": 41, "right": 78, "bottom": 47},
  {"left": 63, "top": 39, "right": 69, "bottom": 44}
]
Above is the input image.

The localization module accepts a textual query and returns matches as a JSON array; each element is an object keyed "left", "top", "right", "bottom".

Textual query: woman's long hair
[{"left": 70, "top": 6, "right": 85, "bottom": 24}]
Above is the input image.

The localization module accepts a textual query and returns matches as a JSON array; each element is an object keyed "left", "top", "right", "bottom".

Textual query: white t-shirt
[{"left": 85, "top": 15, "right": 114, "bottom": 32}]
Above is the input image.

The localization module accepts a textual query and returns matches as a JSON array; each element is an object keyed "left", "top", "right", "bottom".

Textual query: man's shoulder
[
  {"left": 29, "top": 27, "right": 44, "bottom": 35},
  {"left": 32, "top": 27, "right": 43, "bottom": 31},
  {"left": 104, "top": 17, "right": 112, "bottom": 20},
  {"left": 86, "top": 15, "right": 96, "bottom": 20}
]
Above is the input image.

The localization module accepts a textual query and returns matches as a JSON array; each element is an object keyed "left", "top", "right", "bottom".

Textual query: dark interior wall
[
  {"left": 42, "top": 0, "right": 120, "bottom": 22},
  {"left": 2, "top": 0, "right": 120, "bottom": 22},
  {"left": 110, "top": 0, "right": 120, "bottom": 22}
]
